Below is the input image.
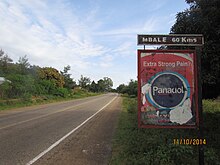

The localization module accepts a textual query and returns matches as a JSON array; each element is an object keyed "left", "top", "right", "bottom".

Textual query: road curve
[{"left": 0, "top": 93, "right": 120, "bottom": 165}]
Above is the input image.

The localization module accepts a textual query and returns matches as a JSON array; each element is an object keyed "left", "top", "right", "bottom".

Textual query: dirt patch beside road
[{"left": 35, "top": 96, "right": 122, "bottom": 165}]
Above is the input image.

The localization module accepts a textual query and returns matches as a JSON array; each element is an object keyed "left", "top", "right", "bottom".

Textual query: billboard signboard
[{"left": 138, "top": 50, "right": 199, "bottom": 128}]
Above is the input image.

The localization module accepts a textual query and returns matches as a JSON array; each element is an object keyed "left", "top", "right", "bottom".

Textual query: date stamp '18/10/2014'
[{"left": 173, "top": 139, "right": 207, "bottom": 145}]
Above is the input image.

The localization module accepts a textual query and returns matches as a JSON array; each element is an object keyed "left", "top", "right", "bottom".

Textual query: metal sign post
[
  {"left": 195, "top": 47, "right": 204, "bottom": 165},
  {"left": 137, "top": 34, "right": 204, "bottom": 164}
]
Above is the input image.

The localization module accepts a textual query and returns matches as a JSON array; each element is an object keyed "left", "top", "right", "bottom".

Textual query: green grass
[
  {"left": 0, "top": 92, "right": 99, "bottom": 111},
  {"left": 110, "top": 97, "right": 220, "bottom": 165}
]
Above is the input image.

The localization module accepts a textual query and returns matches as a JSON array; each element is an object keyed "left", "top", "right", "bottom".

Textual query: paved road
[{"left": 0, "top": 93, "right": 120, "bottom": 165}]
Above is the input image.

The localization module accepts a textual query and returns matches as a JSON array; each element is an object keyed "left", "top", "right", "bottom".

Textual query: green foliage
[
  {"left": 116, "top": 84, "right": 126, "bottom": 93},
  {"left": 78, "top": 75, "right": 91, "bottom": 89},
  {"left": 0, "top": 81, "right": 11, "bottom": 99},
  {"left": 202, "top": 100, "right": 220, "bottom": 165},
  {"left": 87, "top": 77, "right": 113, "bottom": 93},
  {"left": 60, "top": 65, "right": 76, "bottom": 89},
  {"left": 38, "top": 67, "right": 65, "bottom": 88},
  {"left": 124, "top": 98, "right": 137, "bottom": 113},
  {"left": 97, "top": 79, "right": 105, "bottom": 92},
  {"left": 204, "top": 148, "right": 220, "bottom": 165},
  {"left": 116, "top": 79, "right": 137, "bottom": 97},
  {"left": 71, "top": 87, "right": 98, "bottom": 99},
  {"left": 35, "top": 79, "right": 57, "bottom": 95},
  {"left": 0, "top": 49, "right": 13, "bottom": 74},
  {"left": 171, "top": 0, "right": 220, "bottom": 98},
  {"left": 111, "top": 97, "right": 220, "bottom": 165},
  {"left": 203, "top": 100, "right": 220, "bottom": 113},
  {"left": 17, "top": 55, "right": 30, "bottom": 75},
  {"left": 21, "top": 93, "right": 32, "bottom": 102},
  {"left": 89, "top": 81, "right": 98, "bottom": 92},
  {"left": 4, "top": 74, "right": 35, "bottom": 98},
  {"left": 53, "top": 87, "right": 70, "bottom": 98},
  {"left": 0, "top": 49, "right": 106, "bottom": 109},
  {"left": 102, "top": 77, "right": 113, "bottom": 92}
]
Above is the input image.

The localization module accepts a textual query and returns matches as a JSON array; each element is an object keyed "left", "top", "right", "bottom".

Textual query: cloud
[
  {"left": 0, "top": 0, "right": 107, "bottom": 70},
  {"left": 0, "top": 0, "right": 187, "bottom": 88},
  {"left": 99, "top": 55, "right": 114, "bottom": 68},
  {"left": 0, "top": 0, "right": 123, "bottom": 87},
  {"left": 94, "top": 17, "right": 159, "bottom": 37}
]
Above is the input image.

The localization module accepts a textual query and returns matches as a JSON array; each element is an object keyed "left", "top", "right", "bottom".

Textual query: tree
[
  {"left": 102, "top": 77, "right": 113, "bottom": 92},
  {"left": 89, "top": 81, "right": 98, "bottom": 92},
  {"left": 0, "top": 49, "right": 13, "bottom": 74},
  {"left": 116, "top": 80, "right": 137, "bottom": 97},
  {"left": 127, "top": 79, "right": 138, "bottom": 97},
  {"left": 0, "top": 49, "right": 4, "bottom": 59},
  {"left": 171, "top": 0, "right": 220, "bottom": 98},
  {"left": 60, "top": 65, "right": 76, "bottom": 89},
  {"left": 94, "top": 77, "right": 114, "bottom": 92},
  {"left": 29, "top": 65, "right": 41, "bottom": 78},
  {"left": 38, "top": 67, "right": 65, "bottom": 88},
  {"left": 4, "top": 74, "right": 35, "bottom": 99},
  {"left": 78, "top": 75, "right": 91, "bottom": 89},
  {"left": 35, "top": 79, "right": 57, "bottom": 95},
  {"left": 116, "top": 84, "right": 127, "bottom": 94},
  {"left": 97, "top": 79, "right": 105, "bottom": 92},
  {"left": 17, "top": 55, "right": 30, "bottom": 75}
]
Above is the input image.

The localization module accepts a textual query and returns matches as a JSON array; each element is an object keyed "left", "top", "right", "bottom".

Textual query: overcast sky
[{"left": 0, "top": 0, "right": 188, "bottom": 88}]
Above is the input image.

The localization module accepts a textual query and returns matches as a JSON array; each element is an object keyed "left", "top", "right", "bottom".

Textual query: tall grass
[
  {"left": 0, "top": 90, "right": 99, "bottom": 111},
  {"left": 203, "top": 100, "right": 220, "bottom": 164},
  {"left": 110, "top": 97, "right": 220, "bottom": 165}
]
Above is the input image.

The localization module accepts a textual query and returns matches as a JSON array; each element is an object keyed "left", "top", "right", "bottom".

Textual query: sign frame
[
  {"left": 137, "top": 49, "right": 199, "bottom": 129},
  {"left": 137, "top": 34, "right": 204, "bottom": 46}
]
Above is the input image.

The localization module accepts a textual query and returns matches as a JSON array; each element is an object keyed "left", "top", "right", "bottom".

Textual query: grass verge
[
  {"left": 0, "top": 91, "right": 100, "bottom": 111},
  {"left": 110, "top": 97, "right": 220, "bottom": 165}
]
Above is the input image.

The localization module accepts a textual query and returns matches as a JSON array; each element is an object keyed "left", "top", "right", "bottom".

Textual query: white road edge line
[{"left": 26, "top": 94, "right": 118, "bottom": 165}]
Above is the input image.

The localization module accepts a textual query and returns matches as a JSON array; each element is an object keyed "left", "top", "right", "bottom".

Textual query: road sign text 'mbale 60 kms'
[{"left": 138, "top": 34, "right": 204, "bottom": 46}]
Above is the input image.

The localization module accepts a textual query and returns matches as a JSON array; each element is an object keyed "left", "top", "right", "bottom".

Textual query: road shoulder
[{"left": 35, "top": 96, "right": 122, "bottom": 165}]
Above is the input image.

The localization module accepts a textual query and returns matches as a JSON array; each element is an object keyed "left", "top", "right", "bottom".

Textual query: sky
[{"left": 0, "top": 0, "right": 189, "bottom": 88}]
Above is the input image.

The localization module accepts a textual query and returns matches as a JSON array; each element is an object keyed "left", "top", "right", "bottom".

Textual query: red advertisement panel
[{"left": 138, "top": 50, "right": 199, "bottom": 128}]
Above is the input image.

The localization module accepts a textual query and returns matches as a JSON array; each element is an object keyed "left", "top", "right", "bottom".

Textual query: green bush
[
  {"left": 5, "top": 74, "right": 35, "bottom": 98},
  {"left": 21, "top": 93, "right": 32, "bottom": 102},
  {"left": 36, "top": 79, "right": 57, "bottom": 95},
  {"left": 203, "top": 100, "right": 220, "bottom": 113},
  {"left": 0, "top": 81, "right": 11, "bottom": 99},
  {"left": 125, "top": 98, "right": 137, "bottom": 114},
  {"left": 111, "top": 98, "right": 220, "bottom": 165},
  {"left": 53, "top": 88, "right": 70, "bottom": 98}
]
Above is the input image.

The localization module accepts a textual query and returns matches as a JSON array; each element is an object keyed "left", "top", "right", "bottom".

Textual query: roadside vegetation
[
  {"left": 170, "top": 0, "right": 220, "bottom": 99},
  {"left": 111, "top": 96, "right": 220, "bottom": 165},
  {"left": 112, "top": 1, "right": 220, "bottom": 162},
  {"left": 0, "top": 50, "right": 114, "bottom": 111},
  {"left": 0, "top": 88, "right": 98, "bottom": 111}
]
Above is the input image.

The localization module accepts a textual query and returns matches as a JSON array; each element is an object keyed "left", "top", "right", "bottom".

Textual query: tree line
[
  {"left": 116, "top": 80, "right": 137, "bottom": 97},
  {"left": 0, "top": 49, "right": 113, "bottom": 100},
  {"left": 170, "top": 0, "right": 220, "bottom": 98}
]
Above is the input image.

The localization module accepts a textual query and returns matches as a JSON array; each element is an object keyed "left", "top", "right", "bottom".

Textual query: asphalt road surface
[{"left": 0, "top": 93, "right": 121, "bottom": 165}]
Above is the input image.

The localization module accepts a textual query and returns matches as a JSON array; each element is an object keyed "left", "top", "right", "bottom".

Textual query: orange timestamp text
[{"left": 173, "top": 138, "right": 206, "bottom": 145}]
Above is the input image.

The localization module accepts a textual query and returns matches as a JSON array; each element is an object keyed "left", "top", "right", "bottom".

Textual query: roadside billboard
[{"left": 138, "top": 50, "right": 199, "bottom": 128}]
